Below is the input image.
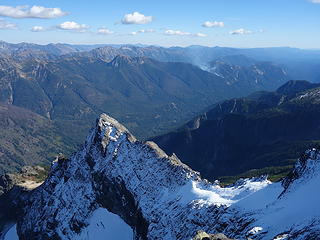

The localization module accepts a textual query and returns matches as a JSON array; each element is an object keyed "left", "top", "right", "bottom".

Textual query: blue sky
[{"left": 0, "top": 0, "right": 319, "bottom": 48}]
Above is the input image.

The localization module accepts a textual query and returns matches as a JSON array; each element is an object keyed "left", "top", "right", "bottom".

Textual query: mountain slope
[
  {"left": 207, "top": 55, "right": 289, "bottom": 91},
  {"left": 0, "top": 103, "right": 75, "bottom": 174},
  {"left": 2, "top": 114, "right": 320, "bottom": 239},
  {"left": 7, "top": 56, "right": 232, "bottom": 137},
  {"left": 152, "top": 80, "right": 320, "bottom": 179},
  {"left": 0, "top": 54, "right": 289, "bottom": 141}
]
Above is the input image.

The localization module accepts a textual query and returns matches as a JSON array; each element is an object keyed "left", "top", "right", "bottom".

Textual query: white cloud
[
  {"left": 122, "top": 12, "right": 153, "bottom": 24},
  {"left": 195, "top": 33, "right": 207, "bottom": 37},
  {"left": 31, "top": 26, "right": 45, "bottom": 32},
  {"left": 164, "top": 30, "right": 191, "bottom": 36},
  {"left": 164, "top": 30, "right": 206, "bottom": 37},
  {"left": 98, "top": 28, "right": 114, "bottom": 35},
  {"left": 0, "top": 5, "right": 67, "bottom": 19},
  {"left": 202, "top": 21, "right": 224, "bottom": 28},
  {"left": 131, "top": 29, "right": 155, "bottom": 35},
  {"left": 57, "top": 21, "right": 89, "bottom": 32},
  {"left": 0, "top": 19, "right": 16, "bottom": 29},
  {"left": 309, "top": 0, "right": 320, "bottom": 3},
  {"left": 230, "top": 28, "right": 253, "bottom": 35},
  {"left": 138, "top": 29, "right": 155, "bottom": 33}
]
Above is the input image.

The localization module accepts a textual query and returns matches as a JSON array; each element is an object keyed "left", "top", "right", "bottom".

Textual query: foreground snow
[{"left": 242, "top": 150, "right": 320, "bottom": 239}]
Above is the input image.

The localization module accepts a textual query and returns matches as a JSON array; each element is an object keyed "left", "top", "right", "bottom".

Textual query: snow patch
[
  {"left": 17, "top": 180, "right": 43, "bottom": 190},
  {"left": 78, "top": 208, "right": 133, "bottom": 240},
  {"left": 273, "top": 234, "right": 290, "bottom": 240},
  {"left": 248, "top": 226, "right": 264, "bottom": 235},
  {"left": 160, "top": 178, "right": 271, "bottom": 207},
  {"left": 234, "top": 181, "right": 282, "bottom": 211}
]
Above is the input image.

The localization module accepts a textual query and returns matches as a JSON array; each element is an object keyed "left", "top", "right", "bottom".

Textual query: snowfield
[{"left": 161, "top": 178, "right": 271, "bottom": 207}]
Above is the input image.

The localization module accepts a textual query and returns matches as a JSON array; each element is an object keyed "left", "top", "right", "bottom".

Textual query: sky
[{"left": 0, "top": 0, "right": 319, "bottom": 48}]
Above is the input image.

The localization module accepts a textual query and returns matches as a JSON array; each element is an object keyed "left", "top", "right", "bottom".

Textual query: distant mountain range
[
  {"left": 1, "top": 41, "right": 320, "bottom": 81},
  {"left": 1, "top": 41, "right": 320, "bottom": 173},
  {"left": 0, "top": 41, "right": 107, "bottom": 60},
  {"left": 0, "top": 53, "right": 287, "bottom": 137},
  {"left": 0, "top": 42, "right": 300, "bottom": 173},
  {"left": 152, "top": 80, "right": 320, "bottom": 180}
]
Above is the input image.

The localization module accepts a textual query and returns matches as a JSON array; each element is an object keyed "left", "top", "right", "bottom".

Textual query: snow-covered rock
[{"left": 10, "top": 114, "right": 320, "bottom": 239}]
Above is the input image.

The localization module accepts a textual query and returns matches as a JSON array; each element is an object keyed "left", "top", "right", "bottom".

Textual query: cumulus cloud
[
  {"left": 31, "top": 26, "right": 46, "bottom": 32},
  {"left": 122, "top": 12, "right": 153, "bottom": 24},
  {"left": 0, "top": 5, "right": 67, "bottom": 19},
  {"left": 164, "top": 30, "right": 191, "bottom": 36},
  {"left": 229, "top": 28, "right": 253, "bottom": 35},
  {"left": 0, "top": 19, "right": 16, "bottom": 29},
  {"left": 131, "top": 29, "right": 155, "bottom": 35},
  {"left": 202, "top": 21, "right": 224, "bottom": 28},
  {"left": 98, "top": 28, "right": 114, "bottom": 35},
  {"left": 164, "top": 30, "right": 206, "bottom": 37},
  {"left": 57, "top": 21, "right": 89, "bottom": 32}
]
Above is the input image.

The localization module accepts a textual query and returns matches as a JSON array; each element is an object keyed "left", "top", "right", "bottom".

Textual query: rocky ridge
[{"left": 2, "top": 114, "right": 320, "bottom": 239}]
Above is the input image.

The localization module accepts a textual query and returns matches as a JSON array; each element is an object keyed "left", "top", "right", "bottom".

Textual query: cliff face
[{"left": 3, "top": 114, "right": 320, "bottom": 240}]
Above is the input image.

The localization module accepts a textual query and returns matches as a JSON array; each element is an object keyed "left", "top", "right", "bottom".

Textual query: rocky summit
[{"left": 1, "top": 114, "right": 320, "bottom": 240}]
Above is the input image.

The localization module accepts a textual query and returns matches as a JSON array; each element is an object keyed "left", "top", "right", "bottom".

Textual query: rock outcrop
[{"left": 0, "top": 166, "right": 46, "bottom": 239}]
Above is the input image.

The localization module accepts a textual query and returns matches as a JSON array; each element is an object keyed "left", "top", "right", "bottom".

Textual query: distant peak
[
  {"left": 93, "top": 113, "right": 190, "bottom": 167},
  {"left": 97, "top": 113, "right": 136, "bottom": 143},
  {"left": 276, "top": 80, "right": 320, "bottom": 95},
  {"left": 110, "top": 55, "right": 147, "bottom": 67}
]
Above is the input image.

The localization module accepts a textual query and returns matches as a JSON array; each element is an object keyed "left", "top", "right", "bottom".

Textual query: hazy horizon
[{"left": 2, "top": 39, "right": 320, "bottom": 51}]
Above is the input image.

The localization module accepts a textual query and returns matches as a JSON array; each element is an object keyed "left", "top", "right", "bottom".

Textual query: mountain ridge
[
  {"left": 152, "top": 80, "right": 320, "bottom": 179},
  {"left": 1, "top": 114, "right": 320, "bottom": 239}
]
